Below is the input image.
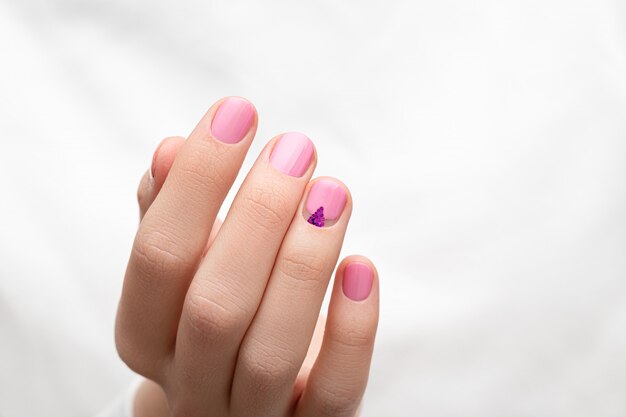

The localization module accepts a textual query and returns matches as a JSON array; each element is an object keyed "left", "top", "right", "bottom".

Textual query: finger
[
  {"left": 137, "top": 137, "right": 223, "bottom": 253},
  {"left": 116, "top": 97, "right": 257, "bottom": 379},
  {"left": 139, "top": 161, "right": 224, "bottom": 250},
  {"left": 293, "top": 314, "right": 326, "bottom": 400},
  {"left": 296, "top": 256, "right": 379, "bottom": 417},
  {"left": 137, "top": 136, "right": 185, "bottom": 220},
  {"left": 231, "top": 178, "right": 351, "bottom": 417},
  {"left": 136, "top": 169, "right": 153, "bottom": 221},
  {"left": 175, "top": 132, "right": 316, "bottom": 413}
]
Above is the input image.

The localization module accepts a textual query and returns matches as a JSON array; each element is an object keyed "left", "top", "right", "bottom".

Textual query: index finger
[{"left": 116, "top": 97, "right": 257, "bottom": 378}]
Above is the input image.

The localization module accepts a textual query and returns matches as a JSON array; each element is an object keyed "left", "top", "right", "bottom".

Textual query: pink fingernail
[
  {"left": 305, "top": 179, "right": 347, "bottom": 227},
  {"left": 211, "top": 97, "right": 255, "bottom": 144},
  {"left": 343, "top": 262, "right": 373, "bottom": 301},
  {"left": 269, "top": 132, "right": 314, "bottom": 177}
]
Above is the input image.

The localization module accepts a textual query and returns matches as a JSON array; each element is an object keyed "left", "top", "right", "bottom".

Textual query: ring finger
[{"left": 231, "top": 178, "right": 351, "bottom": 417}]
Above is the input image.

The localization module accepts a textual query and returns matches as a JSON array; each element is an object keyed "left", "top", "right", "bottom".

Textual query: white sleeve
[{"left": 94, "top": 378, "right": 143, "bottom": 417}]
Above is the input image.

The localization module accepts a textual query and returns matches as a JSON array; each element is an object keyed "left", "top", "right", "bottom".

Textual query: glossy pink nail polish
[
  {"left": 343, "top": 262, "right": 373, "bottom": 301},
  {"left": 305, "top": 179, "right": 347, "bottom": 227},
  {"left": 269, "top": 132, "right": 314, "bottom": 177},
  {"left": 211, "top": 97, "right": 255, "bottom": 144}
]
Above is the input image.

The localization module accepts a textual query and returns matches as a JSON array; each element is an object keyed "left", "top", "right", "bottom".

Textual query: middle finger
[
  {"left": 174, "top": 132, "right": 316, "bottom": 413},
  {"left": 232, "top": 178, "right": 351, "bottom": 417}
]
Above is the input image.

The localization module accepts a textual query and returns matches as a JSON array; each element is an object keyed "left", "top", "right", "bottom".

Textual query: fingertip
[
  {"left": 139, "top": 136, "right": 186, "bottom": 221},
  {"left": 210, "top": 96, "right": 258, "bottom": 144},
  {"left": 137, "top": 169, "right": 154, "bottom": 221},
  {"left": 151, "top": 136, "right": 185, "bottom": 189},
  {"left": 302, "top": 177, "right": 352, "bottom": 229},
  {"left": 266, "top": 132, "right": 317, "bottom": 178},
  {"left": 336, "top": 255, "right": 379, "bottom": 303},
  {"left": 337, "top": 255, "right": 377, "bottom": 276}
]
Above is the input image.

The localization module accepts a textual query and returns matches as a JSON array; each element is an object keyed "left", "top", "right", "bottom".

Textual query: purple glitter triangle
[{"left": 307, "top": 206, "right": 325, "bottom": 227}]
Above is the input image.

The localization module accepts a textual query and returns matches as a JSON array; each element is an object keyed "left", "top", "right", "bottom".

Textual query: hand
[{"left": 115, "top": 97, "right": 380, "bottom": 417}]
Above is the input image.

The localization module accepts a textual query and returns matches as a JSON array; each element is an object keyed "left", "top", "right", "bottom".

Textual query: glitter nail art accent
[{"left": 307, "top": 206, "right": 325, "bottom": 227}]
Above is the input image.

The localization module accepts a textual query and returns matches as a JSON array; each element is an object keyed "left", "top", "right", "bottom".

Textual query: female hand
[{"left": 115, "top": 97, "right": 380, "bottom": 417}]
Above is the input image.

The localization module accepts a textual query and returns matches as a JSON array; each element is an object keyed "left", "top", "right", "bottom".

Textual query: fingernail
[
  {"left": 305, "top": 179, "right": 347, "bottom": 227},
  {"left": 211, "top": 97, "right": 255, "bottom": 144},
  {"left": 343, "top": 262, "right": 373, "bottom": 301},
  {"left": 269, "top": 132, "right": 314, "bottom": 177}
]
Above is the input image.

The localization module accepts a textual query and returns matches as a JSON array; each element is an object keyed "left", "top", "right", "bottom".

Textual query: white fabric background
[{"left": 1, "top": 0, "right": 625, "bottom": 416}]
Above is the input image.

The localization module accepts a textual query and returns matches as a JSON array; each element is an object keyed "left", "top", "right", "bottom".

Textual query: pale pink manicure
[
  {"left": 305, "top": 179, "right": 347, "bottom": 226},
  {"left": 211, "top": 97, "right": 255, "bottom": 144},
  {"left": 269, "top": 132, "right": 314, "bottom": 177},
  {"left": 343, "top": 262, "right": 373, "bottom": 301}
]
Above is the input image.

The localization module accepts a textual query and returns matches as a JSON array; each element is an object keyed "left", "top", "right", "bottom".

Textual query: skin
[{"left": 116, "top": 97, "right": 379, "bottom": 417}]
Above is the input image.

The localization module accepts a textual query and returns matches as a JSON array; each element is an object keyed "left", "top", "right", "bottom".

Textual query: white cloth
[{"left": 1, "top": 0, "right": 625, "bottom": 416}]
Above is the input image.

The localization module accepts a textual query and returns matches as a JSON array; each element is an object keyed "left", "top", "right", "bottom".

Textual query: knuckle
[
  {"left": 115, "top": 325, "right": 159, "bottom": 379},
  {"left": 316, "top": 384, "right": 360, "bottom": 416},
  {"left": 132, "top": 229, "right": 192, "bottom": 278},
  {"left": 178, "top": 146, "right": 229, "bottom": 201},
  {"left": 330, "top": 320, "right": 376, "bottom": 352},
  {"left": 240, "top": 184, "right": 291, "bottom": 235},
  {"left": 114, "top": 327, "right": 137, "bottom": 368},
  {"left": 184, "top": 290, "right": 245, "bottom": 340},
  {"left": 279, "top": 249, "right": 328, "bottom": 289},
  {"left": 240, "top": 342, "right": 298, "bottom": 392}
]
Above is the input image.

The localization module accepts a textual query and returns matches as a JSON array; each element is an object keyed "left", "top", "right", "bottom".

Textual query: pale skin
[{"left": 115, "top": 97, "right": 379, "bottom": 417}]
